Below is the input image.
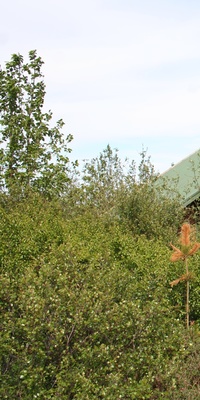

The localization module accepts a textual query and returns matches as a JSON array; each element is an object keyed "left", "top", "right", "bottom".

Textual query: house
[{"left": 155, "top": 149, "right": 200, "bottom": 211}]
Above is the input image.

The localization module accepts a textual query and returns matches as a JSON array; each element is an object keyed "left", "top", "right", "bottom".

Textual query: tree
[
  {"left": 0, "top": 50, "right": 74, "bottom": 198},
  {"left": 78, "top": 146, "right": 184, "bottom": 242},
  {"left": 80, "top": 145, "right": 125, "bottom": 213}
]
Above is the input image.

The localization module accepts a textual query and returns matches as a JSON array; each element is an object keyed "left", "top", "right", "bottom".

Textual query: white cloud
[
  {"left": 1, "top": 0, "right": 200, "bottom": 171},
  {"left": 46, "top": 81, "right": 200, "bottom": 144}
]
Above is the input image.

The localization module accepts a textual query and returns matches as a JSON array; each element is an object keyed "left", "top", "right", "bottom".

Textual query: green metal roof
[{"left": 156, "top": 149, "right": 200, "bottom": 207}]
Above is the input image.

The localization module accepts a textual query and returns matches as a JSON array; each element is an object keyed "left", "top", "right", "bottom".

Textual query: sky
[{"left": 1, "top": 0, "right": 200, "bottom": 173}]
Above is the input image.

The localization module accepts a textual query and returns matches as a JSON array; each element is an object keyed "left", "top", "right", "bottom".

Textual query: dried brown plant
[{"left": 170, "top": 223, "right": 200, "bottom": 328}]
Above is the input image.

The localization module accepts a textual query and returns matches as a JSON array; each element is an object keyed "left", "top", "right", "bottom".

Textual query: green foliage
[
  {"left": 0, "top": 191, "right": 198, "bottom": 399},
  {"left": 1, "top": 50, "right": 199, "bottom": 399},
  {"left": 0, "top": 193, "right": 65, "bottom": 274},
  {"left": 164, "top": 333, "right": 200, "bottom": 400},
  {"left": 80, "top": 145, "right": 126, "bottom": 217},
  {"left": 119, "top": 183, "right": 183, "bottom": 242},
  {"left": 0, "top": 50, "right": 74, "bottom": 198},
  {"left": 79, "top": 146, "right": 183, "bottom": 243}
]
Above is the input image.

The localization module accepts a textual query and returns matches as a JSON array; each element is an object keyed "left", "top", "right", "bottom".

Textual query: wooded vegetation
[{"left": 0, "top": 51, "right": 200, "bottom": 399}]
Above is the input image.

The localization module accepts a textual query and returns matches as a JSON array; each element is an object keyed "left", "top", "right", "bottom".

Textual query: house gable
[{"left": 156, "top": 149, "right": 200, "bottom": 207}]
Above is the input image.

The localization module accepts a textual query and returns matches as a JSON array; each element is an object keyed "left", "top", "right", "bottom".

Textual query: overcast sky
[{"left": 1, "top": 0, "right": 200, "bottom": 172}]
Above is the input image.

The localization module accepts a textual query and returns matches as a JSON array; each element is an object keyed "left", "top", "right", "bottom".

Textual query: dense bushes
[
  {"left": 0, "top": 188, "right": 200, "bottom": 399},
  {"left": 1, "top": 51, "right": 200, "bottom": 399}
]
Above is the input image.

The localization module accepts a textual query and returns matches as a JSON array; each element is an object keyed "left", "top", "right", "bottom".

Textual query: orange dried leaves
[
  {"left": 180, "top": 223, "right": 191, "bottom": 246},
  {"left": 169, "top": 223, "right": 199, "bottom": 329},
  {"left": 170, "top": 272, "right": 193, "bottom": 287},
  {"left": 188, "top": 242, "right": 200, "bottom": 256},
  {"left": 170, "top": 223, "right": 200, "bottom": 262},
  {"left": 170, "top": 244, "right": 185, "bottom": 261}
]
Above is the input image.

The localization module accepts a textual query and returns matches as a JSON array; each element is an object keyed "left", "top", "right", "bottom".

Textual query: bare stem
[{"left": 185, "top": 258, "right": 189, "bottom": 329}]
